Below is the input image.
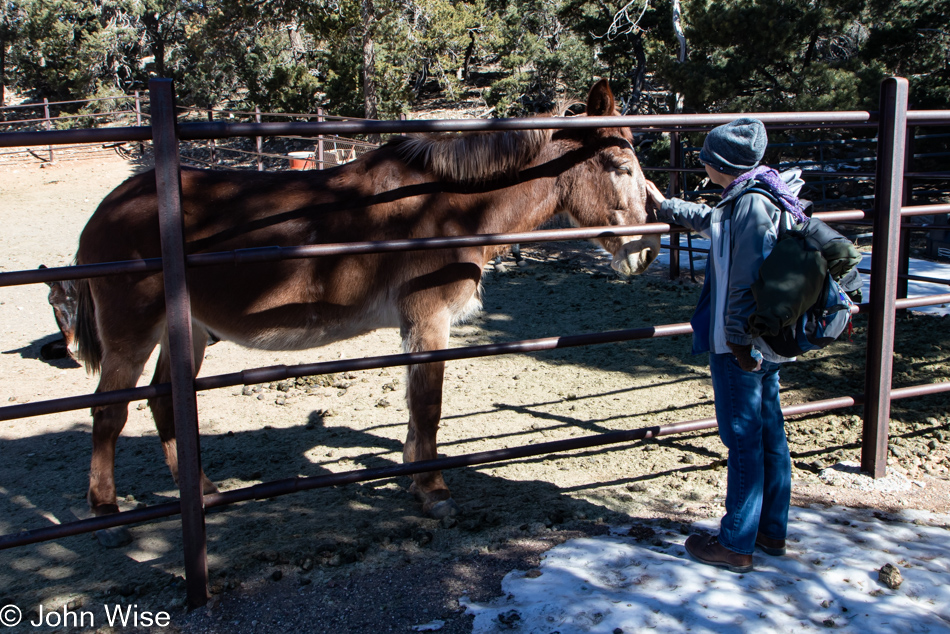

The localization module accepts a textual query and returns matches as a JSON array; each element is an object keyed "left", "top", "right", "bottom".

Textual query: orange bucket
[{"left": 288, "top": 151, "right": 316, "bottom": 170}]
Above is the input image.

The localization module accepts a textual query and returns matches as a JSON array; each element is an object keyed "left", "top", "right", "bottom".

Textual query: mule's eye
[{"left": 612, "top": 162, "right": 634, "bottom": 175}]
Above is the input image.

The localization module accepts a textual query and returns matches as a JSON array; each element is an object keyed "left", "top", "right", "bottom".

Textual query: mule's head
[
  {"left": 39, "top": 265, "right": 79, "bottom": 358},
  {"left": 556, "top": 79, "right": 661, "bottom": 276}
]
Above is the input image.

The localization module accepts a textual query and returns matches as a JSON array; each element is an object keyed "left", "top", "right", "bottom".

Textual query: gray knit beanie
[{"left": 699, "top": 118, "right": 767, "bottom": 175}]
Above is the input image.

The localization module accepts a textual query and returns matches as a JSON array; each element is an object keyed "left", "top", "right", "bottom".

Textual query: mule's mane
[{"left": 395, "top": 127, "right": 552, "bottom": 183}]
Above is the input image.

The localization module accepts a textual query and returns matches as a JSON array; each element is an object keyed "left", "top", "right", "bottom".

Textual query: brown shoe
[
  {"left": 685, "top": 534, "right": 753, "bottom": 573},
  {"left": 755, "top": 532, "right": 787, "bottom": 556}
]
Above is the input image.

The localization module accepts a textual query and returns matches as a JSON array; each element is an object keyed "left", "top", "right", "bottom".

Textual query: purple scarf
[{"left": 723, "top": 166, "right": 809, "bottom": 224}]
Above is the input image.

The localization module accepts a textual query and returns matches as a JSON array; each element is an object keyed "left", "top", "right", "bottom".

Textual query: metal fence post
[
  {"left": 317, "top": 107, "right": 325, "bottom": 169},
  {"left": 255, "top": 106, "right": 263, "bottom": 171},
  {"left": 43, "top": 98, "right": 53, "bottom": 162},
  {"left": 668, "top": 131, "right": 681, "bottom": 279},
  {"left": 896, "top": 128, "right": 915, "bottom": 306},
  {"left": 207, "top": 108, "right": 216, "bottom": 166},
  {"left": 861, "top": 77, "right": 909, "bottom": 478},
  {"left": 134, "top": 91, "right": 145, "bottom": 154},
  {"left": 148, "top": 78, "right": 210, "bottom": 608}
]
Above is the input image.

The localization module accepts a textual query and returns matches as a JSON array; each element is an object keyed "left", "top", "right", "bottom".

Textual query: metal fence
[
  {"left": 1, "top": 77, "right": 949, "bottom": 609},
  {"left": 0, "top": 93, "right": 376, "bottom": 170}
]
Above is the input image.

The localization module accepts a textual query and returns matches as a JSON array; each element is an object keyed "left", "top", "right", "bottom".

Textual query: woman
[{"left": 641, "top": 118, "right": 810, "bottom": 572}]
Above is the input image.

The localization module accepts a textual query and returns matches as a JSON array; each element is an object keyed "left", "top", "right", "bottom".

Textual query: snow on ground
[{"left": 462, "top": 505, "right": 950, "bottom": 633}]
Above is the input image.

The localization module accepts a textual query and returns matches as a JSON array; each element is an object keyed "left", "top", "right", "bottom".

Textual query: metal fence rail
[
  {"left": 0, "top": 94, "right": 372, "bottom": 171},
  {"left": 1, "top": 77, "right": 948, "bottom": 609}
]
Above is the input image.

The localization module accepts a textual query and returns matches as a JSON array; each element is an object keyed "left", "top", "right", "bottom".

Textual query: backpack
[
  {"left": 737, "top": 185, "right": 860, "bottom": 357},
  {"left": 760, "top": 270, "right": 855, "bottom": 357}
]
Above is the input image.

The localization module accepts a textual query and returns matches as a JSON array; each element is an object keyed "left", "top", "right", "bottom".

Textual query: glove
[{"left": 727, "top": 342, "right": 759, "bottom": 372}]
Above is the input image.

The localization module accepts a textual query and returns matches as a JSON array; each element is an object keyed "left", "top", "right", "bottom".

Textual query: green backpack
[{"left": 740, "top": 186, "right": 862, "bottom": 356}]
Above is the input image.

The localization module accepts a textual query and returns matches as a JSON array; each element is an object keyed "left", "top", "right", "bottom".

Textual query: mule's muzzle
[{"left": 611, "top": 235, "right": 661, "bottom": 276}]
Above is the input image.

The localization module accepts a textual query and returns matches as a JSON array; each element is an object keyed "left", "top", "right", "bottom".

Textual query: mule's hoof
[
  {"left": 426, "top": 498, "right": 460, "bottom": 519},
  {"left": 94, "top": 526, "right": 133, "bottom": 549}
]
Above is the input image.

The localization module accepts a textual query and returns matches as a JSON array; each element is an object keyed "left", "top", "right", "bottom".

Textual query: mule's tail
[{"left": 74, "top": 278, "right": 103, "bottom": 374}]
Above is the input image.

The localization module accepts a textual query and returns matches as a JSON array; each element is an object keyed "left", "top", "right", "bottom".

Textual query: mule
[
  {"left": 68, "top": 80, "right": 660, "bottom": 544},
  {"left": 38, "top": 265, "right": 77, "bottom": 360}
]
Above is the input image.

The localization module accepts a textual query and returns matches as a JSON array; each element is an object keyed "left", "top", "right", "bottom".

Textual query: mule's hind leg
[
  {"left": 401, "top": 314, "right": 459, "bottom": 519},
  {"left": 88, "top": 345, "right": 157, "bottom": 548},
  {"left": 148, "top": 325, "right": 218, "bottom": 495}
]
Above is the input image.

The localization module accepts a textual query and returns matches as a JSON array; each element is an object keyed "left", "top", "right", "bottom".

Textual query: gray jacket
[{"left": 657, "top": 170, "right": 804, "bottom": 362}]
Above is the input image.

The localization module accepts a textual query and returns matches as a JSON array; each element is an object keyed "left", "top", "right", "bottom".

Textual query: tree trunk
[
  {"left": 672, "top": 0, "right": 686, "bottom": 113},
  {"left": 0, "top": 0, "right": 6, "bottom": 110},
  {"left": 288, "top": 24, "right": 304, "bottom": 65},
  {"left": 461, "top": 30, "right": 476, "bottom": 80},
  {"left": 626, "top": 33, "right": 647, "bottom": 113},
  {"left": 0, "top": 36, "right": 6, "bottom": 109},
  {"left": 143, "top": 12, "right": 167, "bottom": 78},
  {"left": 361, "top": 0, "right": 380, "bottom": 135}
]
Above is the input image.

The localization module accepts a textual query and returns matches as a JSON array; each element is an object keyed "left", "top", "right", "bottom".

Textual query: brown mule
[
  {"left": 63, "top": 80, "right": 661, "bottom": 545},
  {"left": 38, "top": 265, "right": 77, "bottom": 360}
]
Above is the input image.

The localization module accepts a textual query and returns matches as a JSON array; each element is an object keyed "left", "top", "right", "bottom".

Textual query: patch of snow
[
  {"left": 463, "top": 505, "right": 950, "bottom": 633},
  {"left": 819, "top": 461, "right": 915, "bottom": 493}
]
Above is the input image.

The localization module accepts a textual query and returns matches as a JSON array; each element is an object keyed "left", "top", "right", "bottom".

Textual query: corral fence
[
  {"left": 0, "top": 94, "right": 146, "bottom": 163},
  {"left": 0, "top": 93, "right": 377, "bottom": 170},
  {"left": 1, "top": 77, "right": 949, "bottom": 609}
]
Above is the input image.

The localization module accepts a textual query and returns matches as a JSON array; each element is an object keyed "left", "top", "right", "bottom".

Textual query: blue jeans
[{"left": 709, "top": 352, "right": 791, "bottom": 555}]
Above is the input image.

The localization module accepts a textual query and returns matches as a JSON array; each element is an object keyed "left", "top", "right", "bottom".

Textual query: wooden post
[
  {"left": 861, "top": 77, "right": 909, "bottom": 478},
  {"left": 255, "top": 106, "right": 263, "bottom": 171},
  {"left": 43, "top": 98, "right": 53, "bottom": 163},
  {"left": 317, "top": 107, "right": 325, "bottom": 169},
  {"left": 148, "top": 78, "right": 210, "bottom": 609}
]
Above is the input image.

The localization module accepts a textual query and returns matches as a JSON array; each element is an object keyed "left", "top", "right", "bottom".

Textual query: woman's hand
[
  {"left": 644, "top": 180, "right": 667, "bottom": 209},
  {"left": 727, "top": 342, "right": 762, "bottom": 372}
]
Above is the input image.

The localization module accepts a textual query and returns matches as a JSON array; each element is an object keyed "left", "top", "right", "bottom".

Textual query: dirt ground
[{"left": 1, "top": 153, "right": 949, "bottom": 633}]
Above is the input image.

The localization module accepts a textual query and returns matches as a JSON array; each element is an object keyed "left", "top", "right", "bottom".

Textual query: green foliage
[
  {"left": 2, "top": 0, "right": 947, "bottom": 118},
  {"left": 861, "top": 0, "right": 950, "bottom": 108},
  {"left": 651, "top": 0, "right": 948, "bottom": 112},
  {"left": 13, "top": 0, "right": 146, "bottom": 100},
  {"left": 257, "top": 64, "right": 324, "bottom": 114},
  {"left": 560, "top": 0, "right": 675, "bottom": 112},
  {"left": 483, "top": 0, "right": 601, "bottom": 116},
  {"left": 403, "top": 0, "right": 500, "bottom": 100},
  {"left": 657, "top": 0, "right": 873, "bottom": 112}
]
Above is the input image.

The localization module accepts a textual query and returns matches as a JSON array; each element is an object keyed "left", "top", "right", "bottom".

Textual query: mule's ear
[
  {"left": 38, "top": 264, "right": 53, "bottom": 287},
  {"left": 586, "top": 79, "right": 616, "bottom": 117}
]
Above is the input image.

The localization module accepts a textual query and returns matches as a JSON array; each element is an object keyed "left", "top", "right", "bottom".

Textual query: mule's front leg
[
  {"left": 404, "top": 357, "right": 459, "bottom": 518},
  {"left": 401, "top": 300, "right": 463, "bottom": 518}
]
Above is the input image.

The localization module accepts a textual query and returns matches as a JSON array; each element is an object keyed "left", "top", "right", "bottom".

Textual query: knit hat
[{"left": 699, "top": 117, "right": 767, "bottom": 175}]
